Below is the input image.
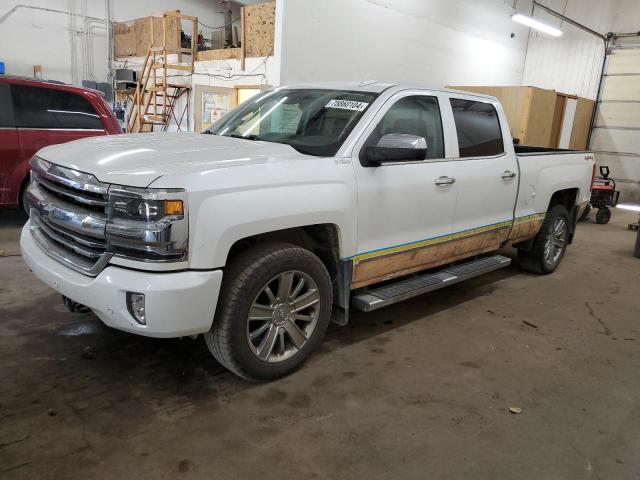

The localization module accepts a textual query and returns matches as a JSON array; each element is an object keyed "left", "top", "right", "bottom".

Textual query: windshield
[{"left": 206, "top": 88, "right": 379, "bottom": 157}]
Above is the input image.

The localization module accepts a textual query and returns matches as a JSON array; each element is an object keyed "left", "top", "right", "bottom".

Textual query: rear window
[
  {"left": 11, "top": 84, "right": 103, "bottom": 130},
  {"left": 450, "top": 98, "right": 504, "bottom": 157}
]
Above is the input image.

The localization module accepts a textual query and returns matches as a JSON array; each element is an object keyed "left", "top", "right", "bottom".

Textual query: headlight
[{"left": 106, "top": 186, "right": 188, "bottom": 261}]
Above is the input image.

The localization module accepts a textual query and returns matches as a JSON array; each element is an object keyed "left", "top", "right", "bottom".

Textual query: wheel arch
[
  {"left": 224, "top": 223, "right": 350, "bottom": 319},
  {"left": 18, "top": 172, "right": 31, "bottom": 211},
  {"left": 226, "top": 223, "right": 343, "bottom": 276},
  {"left": 548, "top": 187, "right": 579, "bottom": 244}
]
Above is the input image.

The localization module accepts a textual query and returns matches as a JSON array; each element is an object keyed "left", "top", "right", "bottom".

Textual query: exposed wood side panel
[
  {"left": 351, "top": 227, "right": 510, "bottom": 289},
  {"left": 351, "top": 215, "right": 546, "bottom": 290},
  {"left": 506, "top": 218, "right": 545, "bottom": 245}
]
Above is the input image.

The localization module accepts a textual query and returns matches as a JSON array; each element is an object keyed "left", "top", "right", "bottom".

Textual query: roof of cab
[
  {"left": 0, "top": 75, "right": 104, "bottom": 96},
  {"left": 275, "top": 81, "right": 499, "bottom": 102}
]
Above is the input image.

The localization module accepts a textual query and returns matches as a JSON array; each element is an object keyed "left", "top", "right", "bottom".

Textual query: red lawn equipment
[{"left": 580, "top": 166, "right": 620, "bottom": 224}]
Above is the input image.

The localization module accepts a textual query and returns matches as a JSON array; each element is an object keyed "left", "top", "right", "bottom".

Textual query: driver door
[{"left": 351, "top": 91, "right": 459, "bottom": 289}]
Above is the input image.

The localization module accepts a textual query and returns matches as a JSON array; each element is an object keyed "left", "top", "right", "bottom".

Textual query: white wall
[
  {"left": 0, "top": 0, "right": 229, "bottom": 84},
  {"left": 279, "top": 0, "right": 532, "bottom": 88},
  {"left": 520, "top": 0, "right": 620, "bottom": 100}
]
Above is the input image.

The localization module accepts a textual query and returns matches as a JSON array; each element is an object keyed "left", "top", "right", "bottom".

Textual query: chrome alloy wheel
[
  {"left": 544, "top": 216, "right": 566, "bottom": 264},
  {"left": 246, "top": 270, "right": 321, "bottom": 363}
]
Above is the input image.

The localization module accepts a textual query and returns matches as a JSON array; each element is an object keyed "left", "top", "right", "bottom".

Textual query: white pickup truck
[{"left": 21, "top": 82, "right": 595, "bottom": 380}]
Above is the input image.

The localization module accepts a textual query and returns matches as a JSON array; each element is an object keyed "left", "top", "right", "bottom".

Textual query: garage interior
[{"left": 1, "top": 0, "right": 640, "bottom": 478}]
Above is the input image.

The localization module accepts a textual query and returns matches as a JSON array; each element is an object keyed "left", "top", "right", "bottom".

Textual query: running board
[{"left": 351, "top": 255, "right": 511, "bottom": 312}]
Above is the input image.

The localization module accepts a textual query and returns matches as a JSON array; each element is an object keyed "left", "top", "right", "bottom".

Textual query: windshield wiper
[{"left": 229, "top": 133, "right": 261, "bottom": 141}]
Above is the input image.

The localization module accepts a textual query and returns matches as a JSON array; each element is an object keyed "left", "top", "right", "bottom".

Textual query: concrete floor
[{"left": 1, "top": 209, "right": 639, "bottom": 480}]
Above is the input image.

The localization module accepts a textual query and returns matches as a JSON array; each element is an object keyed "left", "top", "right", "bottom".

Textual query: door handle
[
  {"left": 435, "top": 176, "right": 456, "bottom": 186},
  {"left": 501, "top": 170, "right": 517, "bottom": 180}
]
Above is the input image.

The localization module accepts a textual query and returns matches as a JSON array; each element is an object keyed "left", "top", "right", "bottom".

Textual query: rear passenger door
[
  {"left": 12, "top": 85, "right": 107, "bottom": 166},
  {"left": 447, "top": 96, "right": 519, "bottom": 254}
]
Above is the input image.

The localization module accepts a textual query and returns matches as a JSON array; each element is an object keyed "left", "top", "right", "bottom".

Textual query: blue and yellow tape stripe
[{"left": 347, "top": 212, "right": 547, "bottom": 262}]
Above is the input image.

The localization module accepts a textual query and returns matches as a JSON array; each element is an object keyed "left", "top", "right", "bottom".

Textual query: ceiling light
[{"left": 512, "top": 13, "right": 562, "bottom": 37}]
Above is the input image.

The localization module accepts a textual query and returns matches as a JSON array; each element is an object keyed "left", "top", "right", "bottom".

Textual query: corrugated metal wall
[{"left": 520, "top": 0, "right": 615, "bottom": 100}]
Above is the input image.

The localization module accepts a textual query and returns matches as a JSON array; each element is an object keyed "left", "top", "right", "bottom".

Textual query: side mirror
[
  {"left": 362, "top": 134, "right": 427, "bottom": 167},
  {"left": 599, "top": 165, "right": 610, "bottom": 179}
]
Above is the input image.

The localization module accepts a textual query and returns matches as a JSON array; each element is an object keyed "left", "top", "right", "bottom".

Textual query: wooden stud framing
[
  {"left": 240, "top": 6, "right": 246, "bottom": 71},
  {"left": 125, "top": 11, "right": 198, "bottom": 133}
]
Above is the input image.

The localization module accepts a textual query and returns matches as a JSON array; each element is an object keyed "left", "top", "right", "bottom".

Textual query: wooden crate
[{"left": 450, "top": 85, "right": 594, "bottom": 149}]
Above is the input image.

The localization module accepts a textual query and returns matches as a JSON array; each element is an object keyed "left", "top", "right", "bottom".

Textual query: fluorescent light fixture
[{"left": 512, "top": 13, "right": 562, "bottom": 37}]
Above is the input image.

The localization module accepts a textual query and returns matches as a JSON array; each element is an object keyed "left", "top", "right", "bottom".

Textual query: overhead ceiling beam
[{"left": 532, "top": 0, "right": 607, "bottom": 41}]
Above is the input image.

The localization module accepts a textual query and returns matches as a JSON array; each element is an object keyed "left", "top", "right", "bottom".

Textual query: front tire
[
  {"left": 578, "top": 204, "right": 591, "bottom": 222},
  {"left": 205, "top": 242, "right": 332, "bottom": 381},
  {"left": 518, "top": 204, "right": 570, "bottom": 275}
]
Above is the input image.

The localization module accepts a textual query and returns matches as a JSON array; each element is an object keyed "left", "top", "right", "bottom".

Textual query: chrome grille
[{"left": 27, "top": 157, "right": 113, "bottom": 276}]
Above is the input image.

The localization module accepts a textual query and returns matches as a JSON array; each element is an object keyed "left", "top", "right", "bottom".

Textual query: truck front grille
[{"left": 27, "top": 157, "right": 113, "bottom": 276}]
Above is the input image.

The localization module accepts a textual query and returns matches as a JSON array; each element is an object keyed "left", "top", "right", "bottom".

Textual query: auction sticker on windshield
[{"left": 325, "top": 99, "right": 369, "bottom": 111}]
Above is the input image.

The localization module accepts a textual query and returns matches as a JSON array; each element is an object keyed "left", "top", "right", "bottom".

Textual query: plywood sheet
[
  {"left": 196, "top": 48, "right": 242, "bottom": 61},
  {"left": 134, "top": 17, "right": 153, "bottom": 57},
  {"left": 549, "top": 94, "right": 566, "bottom": 148},
  {"left": 114, "top": 22, "right": 136, "bottom": 57},
  {"left": 115, "top": 15, "right": 181, "bottom": 57},
  {"left": 152, "top": 16, "right": 180, "bottom": 52},
  {"left": 244, "top": 0, "right": 275, "bottom": 57},
  {"left": 569, "top": 98, "right": 595, "bottom": 150},
  {"left": 522, "top": 87, "right": 557, "bottom": 146}
]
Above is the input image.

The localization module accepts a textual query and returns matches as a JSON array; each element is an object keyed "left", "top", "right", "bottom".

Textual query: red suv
[{"left": 0, "top": 76, "right": 123, "bottom": 212}]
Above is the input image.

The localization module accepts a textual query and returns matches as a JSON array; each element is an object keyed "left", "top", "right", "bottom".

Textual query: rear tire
[
  {"left": 595, "top": 207, "right": 611, "bottom": 225},
  {"left": 205, "top": 242, "right": 332, "bottom": 381},
  {"left": 518, "top": 204, "right": 570, "bottom": 275}
]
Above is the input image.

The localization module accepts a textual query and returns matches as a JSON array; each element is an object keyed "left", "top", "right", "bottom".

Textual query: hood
[{"left": 37, "top": 133, "right": 301, "bottom": 187}]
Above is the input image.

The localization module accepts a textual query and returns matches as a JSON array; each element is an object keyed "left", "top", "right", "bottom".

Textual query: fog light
[{"left": 126, "top": 292, "right": 146, "bottom": 325}]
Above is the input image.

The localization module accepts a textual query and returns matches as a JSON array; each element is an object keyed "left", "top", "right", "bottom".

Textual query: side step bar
[{"left": 351, "top": 255, "right": 512, "bottom": 312}]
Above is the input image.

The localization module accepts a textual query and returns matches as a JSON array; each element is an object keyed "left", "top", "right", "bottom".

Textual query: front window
[{"left": 206, "top": 88, "right": 379, "bottom": 157}]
